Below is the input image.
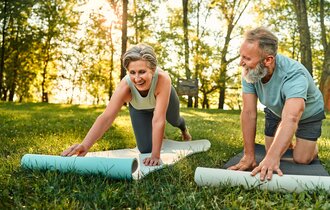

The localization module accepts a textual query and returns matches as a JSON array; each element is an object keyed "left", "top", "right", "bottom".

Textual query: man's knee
[
  {"left": 293, "top": 138, "right": 318, "bottom": 165},
  {"left": 293, "top": 154, "right": 314, "bottom": 164}
]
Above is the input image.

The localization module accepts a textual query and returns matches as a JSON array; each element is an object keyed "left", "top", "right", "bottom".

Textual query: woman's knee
[
  {"left": 138, "top": 147, "right": 152, "bottom": 154},
  {"left": 137, "top": 142, "right": 152, "bottom": 153}
]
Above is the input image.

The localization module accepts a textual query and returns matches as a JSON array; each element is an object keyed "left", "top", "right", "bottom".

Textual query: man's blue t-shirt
[{"left": 242, "top": 54, "right": 324, "bottom": 120}]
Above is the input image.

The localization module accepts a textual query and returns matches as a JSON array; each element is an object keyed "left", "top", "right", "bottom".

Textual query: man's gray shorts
[{"left": 264, "top": 107, "right": 325, "bottom": 141}]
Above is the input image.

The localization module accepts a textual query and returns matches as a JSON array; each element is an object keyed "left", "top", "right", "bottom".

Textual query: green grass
[{"left": 1, "top": 102, "right": 330, "bottom": 209}]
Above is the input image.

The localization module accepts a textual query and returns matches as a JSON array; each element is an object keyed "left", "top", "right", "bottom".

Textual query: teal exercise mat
[
  {"left": 21, "top": 154, "right": 138, "bottom": 180},
  {"left": 223, "top": 143, "right": 329, "bottom": 176}
]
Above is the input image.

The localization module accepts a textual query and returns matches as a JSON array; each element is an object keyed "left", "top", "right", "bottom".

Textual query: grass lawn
[{"left": 1, "top": 102, "right": 330, "bottom": 209}]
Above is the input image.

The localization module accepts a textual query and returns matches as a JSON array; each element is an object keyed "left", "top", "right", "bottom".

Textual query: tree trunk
[
  {"left": 291, "top": 0, "right": 313, "bottom": 74},
  {"left": 41, "top": 66, "right": 49, "bottom": 103},
  {"left": 215, "top": 0, "right": 250, "bottom": 109},
  {"left": 41, "top": 37, "right": 51, "bottom": 103},
  {"left": 8, "top": 69, "right": 17, "bottom": 101},
  {"left": 193, "top": 0, "right": 202, "bottom": 108},
  {"left": 109, "top": 23, "right": 115, "bottom": 100},
  {"left": 182, "top": 0, "right": 192, "bottom": 107},
  {"left": 319, "top": 0, "right": 330, "bottom": 111},
  {"left": 120, "top": 0, "right": 128, "bottom": 80},
  {"left": 9, "top": 30, "right": 20, "bottom": 102},
  {"left": 133, "top": 0, "right": 138, "bottom": 44},
  {"left": 0, "top": 0, "right": 8, "bottom": 100},
  {"left": 202, "top": 93, "right": 209, "bottom": 109},
  {"left": 218, "top": 23, "right": 233, "bottom": 109}
]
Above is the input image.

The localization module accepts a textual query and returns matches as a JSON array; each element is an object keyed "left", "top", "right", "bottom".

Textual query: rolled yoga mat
[
  {"left": 194, "top": 167, "right": 330, "bottom": 193},
  {"left": 195, "top": 144, "right": 330, "bottom": 192},
  {"left": 21, "top": 154, "right": 138, "bottom": 180}
]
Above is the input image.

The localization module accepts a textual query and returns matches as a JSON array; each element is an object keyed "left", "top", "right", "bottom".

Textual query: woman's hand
[
  {"left": 61, "top": 144, "right": 88, "bottom": 157},
  {"left": 143, "top": 156, "right": 161, "bottom": 166}
]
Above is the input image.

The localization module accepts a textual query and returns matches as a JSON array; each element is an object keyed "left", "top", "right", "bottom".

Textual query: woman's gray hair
[
  {"left": 245, "top": 27, "right": 278, "bottom": 56},
  {"left": 122, "top": 43, "right": 158, "bottom": 71}
]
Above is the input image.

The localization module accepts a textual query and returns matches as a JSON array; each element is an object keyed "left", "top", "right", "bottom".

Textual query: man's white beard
[{"left": 243, "top": 62, "right": 268, "bottom": 84}]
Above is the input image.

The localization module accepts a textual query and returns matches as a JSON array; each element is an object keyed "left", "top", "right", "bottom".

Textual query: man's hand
[
  {"left": 143, "top": 156, "right": 161, "bottom": 166},
  {"left": 228, "top": 155, "right": 257, "bottom": 171},
  {"left": 251, "top": 156, "right": 283, "bottom": 181},
  {"left": 61, "top": 144, "right": 88, "bottom": 157}
]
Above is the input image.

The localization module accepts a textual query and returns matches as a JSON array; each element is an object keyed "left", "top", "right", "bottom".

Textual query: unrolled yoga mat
[
  {"left": 195, "top": 143, "right": 330, "bottom": 192},
  {"left": 21, "top": 139, "right": 211, "bottom": 180},
  {"left": 223, "top": 143, "right": 329, "bottom": 176},
  {"left": 86, "top": 139, "right": 211, "bottom": 180},
  {"left": 21, "top": 154, "right": 138, "bottom": 180},
  {"left": 194, "top": 167, "right": 330, "bottom": 193}
]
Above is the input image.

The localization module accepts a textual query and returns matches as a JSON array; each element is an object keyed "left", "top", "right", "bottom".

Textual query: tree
[
  {"left": 182, "top": 0, "right": 193, "bottom": 107},
  {"left": 191, "top": 0, "right": 214, "bottom": 108},
  {"left": 130, "top": 0, "right": 157, "bottom": 44},
  {"left": 319, "top": 0, "right": 330, "bottom": 111},
  {"left": 0, "top": 0, "right": 8, "bottom": 100},
  {"left": 31, "top": 0, "right": 79, "bottom": 102},
  {"left": 106, "top": 0, "right": 122, "bottom": 99},
  {"left": 84, "top": 12, "right": 115, "bottom": 104},
  {"left": 253, "top": 0, "right": 300, "bottom": 60},
  {"left": 291, "top": 0, "right": 313, "bottom": 74},
  {"left": 211, "top": 0, "right": 250, "bottom": 109},
  {"left": 0, "top": 0, "right": 38, "bottom": 101},
  {"left": 120, "top": 0, "right": 128, "bottom": 80}
]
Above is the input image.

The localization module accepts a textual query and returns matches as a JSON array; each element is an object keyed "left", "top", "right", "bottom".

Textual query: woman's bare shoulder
[
  {"left": 155, "top": 68, "right": 171, "bottom": 96},
  {"left": 157, "top": 68, "right": 171, "bottom": 82},
  {"left": 113, "top": 78, "right": 131, "bottom": 102}
]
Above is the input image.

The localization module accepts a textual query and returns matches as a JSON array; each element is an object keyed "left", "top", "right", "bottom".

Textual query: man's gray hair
[{"left": 245, "top": 27, "right": 278, "bottom": 56}]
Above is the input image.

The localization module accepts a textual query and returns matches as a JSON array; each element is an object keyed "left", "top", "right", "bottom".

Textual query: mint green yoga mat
[{"left": 21, "top": 154, "right": 138, "bottom": 180}]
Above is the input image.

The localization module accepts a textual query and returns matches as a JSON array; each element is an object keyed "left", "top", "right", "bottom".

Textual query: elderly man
[{"left": 228, "top": 27, "right": 325, "bottom": 181}]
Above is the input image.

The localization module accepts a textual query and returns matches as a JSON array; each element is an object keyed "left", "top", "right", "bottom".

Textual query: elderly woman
[{"left": 62, "top": 44, "right": 191, "bottom": 166}]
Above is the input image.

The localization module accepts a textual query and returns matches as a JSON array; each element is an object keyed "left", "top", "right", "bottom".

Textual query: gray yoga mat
[{"left": 224, "top": 144, "right": 329, "bottom": 176}]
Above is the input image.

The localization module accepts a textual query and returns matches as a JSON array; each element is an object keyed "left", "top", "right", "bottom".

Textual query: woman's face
[{"left": 127, "top": 60, "right": 154, "bottom": 92}]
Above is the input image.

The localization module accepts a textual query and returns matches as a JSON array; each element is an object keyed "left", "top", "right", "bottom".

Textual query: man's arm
[
  {"left": 251, "top": 98, "right": 305, "bottom": 180},
  {"left": 228, "top": 93, "right": 258, "bottom": 171}
]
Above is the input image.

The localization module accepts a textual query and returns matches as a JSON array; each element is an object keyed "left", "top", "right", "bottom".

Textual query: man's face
[{"left": 239, "top": 41, "right": 268, "bottom": 83}]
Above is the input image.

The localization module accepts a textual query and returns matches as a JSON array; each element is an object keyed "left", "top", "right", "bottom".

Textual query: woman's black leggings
[{"left": 129, "top": 86, "right": 187, "bottom": 153}]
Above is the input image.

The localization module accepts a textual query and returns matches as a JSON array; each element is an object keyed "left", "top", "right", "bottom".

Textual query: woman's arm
[
  {"left": 143, "top": 70, "right": 171, "bottom": 166},
  {"left": 61, "top": 79, "right": 131, "bottom": 156}
]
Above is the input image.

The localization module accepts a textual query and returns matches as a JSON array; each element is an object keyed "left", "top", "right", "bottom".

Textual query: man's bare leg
[
  {"left": 293, "top": 138, "right": 318, "bottom": 164},
  {"left": 265, "top": 136, "right": 294, "bottom": 153},
  {"left": 265, "top": 136, "right": 274, "bottom": 153}
]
